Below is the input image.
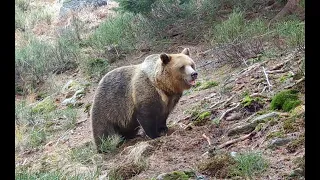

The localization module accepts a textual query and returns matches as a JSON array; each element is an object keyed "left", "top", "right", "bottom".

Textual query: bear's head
[{"left": 156, "top": 48, "right": 198, "bottom": 94}]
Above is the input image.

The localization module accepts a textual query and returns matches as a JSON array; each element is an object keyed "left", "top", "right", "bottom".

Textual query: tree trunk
[{"left": 269, "top": 0, "right": 304, "bottom": 25}]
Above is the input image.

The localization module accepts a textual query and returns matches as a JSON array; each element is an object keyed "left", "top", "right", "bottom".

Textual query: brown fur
[{"left": 91, "top": 48, "right": 196, "bottom": 152}]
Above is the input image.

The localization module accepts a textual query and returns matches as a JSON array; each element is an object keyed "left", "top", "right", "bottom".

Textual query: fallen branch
[
  {"left": 249, "top": 93, "right": 268, "bottom": 98},
  {"left": 266, "top": 69, "right": 288, "bottom": 74},
  {"left": 217, "top": 132, "right": 256, "bottom": 149},
  {"left": 202, "top": 133, "right": 211, "bottom": 146},
  {"left": 284, "top": 77, "right": 305, "bottom": 89},
  {"left": 262, "top": 66, "right": 272, "bottom": 90},
  {"left": 210, "top": 100, "right": 225, "bottom": 109},
  {"left": 221, "top": 95, "right": 236, "bottom": 108},
  {"left": 261, "top": 86, "right": 267, "bottom": 94},
  {"left": 219, "top": 102, "right": 241, "bottom": 121}
]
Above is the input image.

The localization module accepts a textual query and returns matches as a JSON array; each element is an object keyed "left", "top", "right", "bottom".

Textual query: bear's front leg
[{"left": 136, "top": 103, "right": 166, "bottom": 139}]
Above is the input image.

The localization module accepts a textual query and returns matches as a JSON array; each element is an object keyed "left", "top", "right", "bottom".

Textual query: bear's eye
[
  {"left": 179, "top": 66, "right": 185, "bottom": 70},
  {"left": 191, "top": 64, "right": 195, "bottom": 69}
]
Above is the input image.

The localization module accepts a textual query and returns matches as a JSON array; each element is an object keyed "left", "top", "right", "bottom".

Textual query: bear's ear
[
  {"left": 181, "top": 48, "right": 190, "bottom": 56},
  {"left": 160, "top": 53, "right": 171, "bottom": 65}
]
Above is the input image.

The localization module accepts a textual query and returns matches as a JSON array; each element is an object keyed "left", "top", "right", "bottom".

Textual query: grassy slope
[{"left": 15, "top": 1, "right": 305, "bottom": 179}]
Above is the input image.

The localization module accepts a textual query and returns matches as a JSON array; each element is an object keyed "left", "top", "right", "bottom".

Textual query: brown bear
[{"left": 91, "top": 48, "right": 198, "bottom": 152}]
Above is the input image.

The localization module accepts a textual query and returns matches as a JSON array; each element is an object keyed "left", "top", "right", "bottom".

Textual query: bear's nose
[{"left": 191, "top": 72, "right": 198, "bottom": 79}]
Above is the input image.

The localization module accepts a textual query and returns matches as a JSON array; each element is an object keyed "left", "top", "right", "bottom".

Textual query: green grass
[
  {"left": 211, "top": 10, "right": 268, "bottom": 44},
  {"left": 231, "top": 152, "right": 268, "bottom": 178},
  {"left": 15, "top": 99, "right": 78, "bottom": 151},
  {"left": 69, "top": 142, "right": 95, "bottom": 165},
  {"left": 266, "top": 130, "right": 285, "bottom": 140},
  {"left": 99, "top": 135, "right": 123, "bottom": 153},
  {"left": 89, "top": 13, "right": 138, "bottom": 52},
  {"left": 15, "top": 0, "right": 31, "bottom": 12},
  {"left": 15, "top": 34, "right": 79, "bottom": 93},
  {"left": 15, "top": 168, "right": 101, "bottom": 180},
  {"left": 274, "top": 19, "right": 305, "bottom": 48},
  {"left": 81, "top": 58, "right": 109, "bottom": 80}
]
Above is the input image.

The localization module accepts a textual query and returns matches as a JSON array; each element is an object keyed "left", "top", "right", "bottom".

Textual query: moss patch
[
  {"left": 266, "top": 130, "right": 284, "bottom": 140},
  {"left": 254, "top": 123, "right": 264, "bottom": 132},
  {"left": 159, "top": 170, "right": 195, "bottom": 180},
  {"left": 193, "top": 111, "right": 211, "bottom": 126},
  {"left": 270, "top": 90, "right": 301, "bottom": 112},
  {"left": 31, "top": 97, "right": 57, "bottom": 114},
  {"left": 283, "top": 118, "right": 299, "bottom": 133},
  {"left": 198, "top": 81, "right": 219, "bottom": 90},
  {"left": 241, "top": 95, "right": 264, "bottom": 112}
]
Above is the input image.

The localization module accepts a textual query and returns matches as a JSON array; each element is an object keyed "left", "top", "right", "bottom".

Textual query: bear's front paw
[{"left": 158, "top": 126, "right": 168, "bottom": 136}]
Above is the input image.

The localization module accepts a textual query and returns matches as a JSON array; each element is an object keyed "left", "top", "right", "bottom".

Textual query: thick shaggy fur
[{"left": 91, "top": 48, "right": 196, "bottom": 152}]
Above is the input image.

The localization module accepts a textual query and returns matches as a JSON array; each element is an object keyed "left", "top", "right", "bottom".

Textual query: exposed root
[{"left": 219, "top": 103, "right": 241, "bottom": 121}]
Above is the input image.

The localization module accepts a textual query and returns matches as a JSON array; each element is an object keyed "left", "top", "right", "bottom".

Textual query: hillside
[{"left": 15, "top": 0, "right": 305, "bottom": 179}]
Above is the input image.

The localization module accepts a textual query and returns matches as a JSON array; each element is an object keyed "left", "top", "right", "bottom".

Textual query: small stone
[
  {"left": 250, "top": 112, "right": 279, "bottom": 124},
  {"left": 230, "top": 151, "right": 237, "bottom": 157},
  {"left": 62, "top": 96, "right": 77, "bottom": 106}
]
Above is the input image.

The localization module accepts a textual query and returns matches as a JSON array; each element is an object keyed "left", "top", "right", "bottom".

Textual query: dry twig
[
  {"left": 284, "top": 77, "right": 305, "bottom": 89},
  {"left": 202, "top": 133, "right": 211, "bottom": 146},
  {"left": 217, "top": 132, "right": 256, "bottom": 149},
  {"left": 210, "top": 100, "right": 225, "bottom": 109},
  {"left": 262, "top": 66, "right": 272, "bottom": 90},
  {"left": 76, "top": 118, "right": 87, "bottom": 125},
  {"left": 221, "top": 95, "right": 236, "bottom": 108}
]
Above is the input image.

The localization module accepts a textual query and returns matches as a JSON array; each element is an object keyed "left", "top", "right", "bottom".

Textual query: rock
[
  {"left": 62, "top": 96, "right": 77, "bottom": 106},
  {"left": 227, "top": 112, "right": 279, "bottom": 136},
  {"left": 98, "top": 173, "right": 107, "bottom": 180},
  {"left": 225, "top": 112, "right": 242, "bottom": 121},
  {"left": 268, "top": 137, "right": 293, "bottom": 149},
  {"left": 61, "top": 80, "right": 88, "bottom": 106},
  {"left": 230, "top": 151, "right": 237, "bottom": 157},
  {"left": 227, "top": 123, "right": 256, "bottom": 136}
]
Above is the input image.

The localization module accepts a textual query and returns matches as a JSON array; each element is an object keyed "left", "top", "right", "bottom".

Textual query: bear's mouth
[{"left": 185, "top": 79, "right": 196, "bottom": 86}]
